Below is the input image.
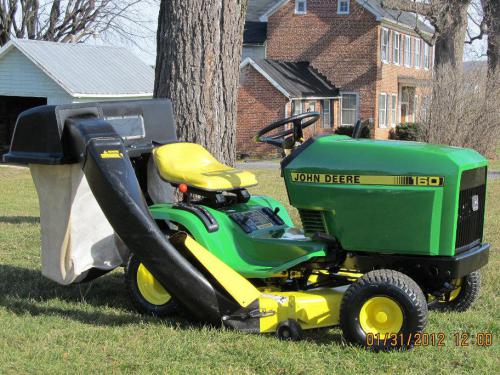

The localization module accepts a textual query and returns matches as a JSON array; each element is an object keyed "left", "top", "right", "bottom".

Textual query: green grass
[{"left": 0, "top": 165, "right": 498, "bottom": 374}]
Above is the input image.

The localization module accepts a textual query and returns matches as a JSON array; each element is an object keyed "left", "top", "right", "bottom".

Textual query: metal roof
[
  {"left": 361, "top": 0, "right": 434, "bottom": 34},
  {"left": 0, "top": 38, "right": 154, "bottom": 97},
  {"left": 246, "top": 0, "right": 280, "bottom": 21},
  {"left": 241, "top": 58, "right": 339, "bottom": 98}
]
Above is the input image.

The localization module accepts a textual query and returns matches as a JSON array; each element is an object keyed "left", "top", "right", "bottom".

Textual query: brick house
[{"left": 237, "top": 0, "right": 434, "bottom": 157}]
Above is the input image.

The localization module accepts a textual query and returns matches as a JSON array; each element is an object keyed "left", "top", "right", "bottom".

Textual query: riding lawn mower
[{"left": 4, "top": 100, "right": 489, "bottom": 350}]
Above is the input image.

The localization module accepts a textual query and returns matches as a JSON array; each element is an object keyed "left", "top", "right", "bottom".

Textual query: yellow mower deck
[{"left": 179, "top": 233, "right": 345, "bottom": 333}]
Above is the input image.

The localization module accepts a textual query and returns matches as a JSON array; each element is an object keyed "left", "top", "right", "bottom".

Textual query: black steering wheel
[{"left": 256, "top": 112, "right": 320, "bottom": 148}]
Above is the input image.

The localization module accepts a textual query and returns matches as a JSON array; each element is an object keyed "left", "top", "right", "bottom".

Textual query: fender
[{"left": 150, "top": 198, "right": 327, "bottom": 279}]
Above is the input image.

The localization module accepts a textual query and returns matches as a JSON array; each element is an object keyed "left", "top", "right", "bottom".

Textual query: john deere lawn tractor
[{"left": 4, "top": 100, "right": 489, "bottom": 350}]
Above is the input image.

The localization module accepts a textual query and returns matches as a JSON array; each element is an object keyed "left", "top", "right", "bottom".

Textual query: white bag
[{"left": 30, "top": 164, "right": 129, "bottom": 285}]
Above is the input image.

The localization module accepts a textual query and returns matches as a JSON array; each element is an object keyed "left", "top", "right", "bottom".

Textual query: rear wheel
[
  {"left": 340, "top": 269, "right": 427, "bottom": 350},
  {"left": 125, "top": 255, "right": 178, "bottom": 317},
  {"left": 429, "top": 271, "right": 481, "bottom": 312}
]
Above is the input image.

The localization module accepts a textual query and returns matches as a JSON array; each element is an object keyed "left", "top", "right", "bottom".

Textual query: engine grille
[
  {"left": 456, "top": 168, "right": 486, "bottom": 250},
  {"left": 299, "top": 209, "right": 326, "bottom": 235}
]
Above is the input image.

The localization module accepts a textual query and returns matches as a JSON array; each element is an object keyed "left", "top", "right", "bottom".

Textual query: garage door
[{"left": 0, "top": 96, "right": 47, "bottom": 155}]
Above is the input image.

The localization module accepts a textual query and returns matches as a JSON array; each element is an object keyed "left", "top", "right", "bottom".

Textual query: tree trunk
[
  {"left": 433, "top": 0, "right": 470, "bottom": 69},
  {"left": 154, "top": 0, "right": 247, "bottom": 165},
  {"left": 483, "top": 0, "right": 499, "bottom": 81}
]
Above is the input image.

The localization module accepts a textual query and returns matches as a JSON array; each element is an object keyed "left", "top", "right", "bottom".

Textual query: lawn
[{"left": 0, "top": 165, "right": 498, "bottom": 374}]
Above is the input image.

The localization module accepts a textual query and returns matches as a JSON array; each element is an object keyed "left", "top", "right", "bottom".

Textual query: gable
[
  {"left": 257, "top": 0, "right": 433, "bottom": 35},
  {"left": 0, "top": 47, "right": 68, "bottom": 100},
  {"left": 0, "top": 39, "right": 155, "bottom": 97}
]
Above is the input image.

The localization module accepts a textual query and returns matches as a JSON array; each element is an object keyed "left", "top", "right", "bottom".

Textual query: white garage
[{"left": 0, "top": 38, "right": 154, "bottom": 155}]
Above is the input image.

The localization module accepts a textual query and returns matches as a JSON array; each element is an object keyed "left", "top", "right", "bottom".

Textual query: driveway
[{"left": 236, "top": 160, "right": 280, "bottom": 170}]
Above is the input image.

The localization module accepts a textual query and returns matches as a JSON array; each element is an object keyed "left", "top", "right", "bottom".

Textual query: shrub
[
  {"left": 335, "top": 124, "right": 371, "bottom": 138},
  {"left": 389, "top": 123, "right": 422, "bottom": 141}
]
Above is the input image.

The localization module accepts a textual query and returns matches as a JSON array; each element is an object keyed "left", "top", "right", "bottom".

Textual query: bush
[
  {"left": 389, "top": 123, "right": 422, "bottom": 141},
  {"left": 335, "top": 124, "right": 371, "bottom": 138}
]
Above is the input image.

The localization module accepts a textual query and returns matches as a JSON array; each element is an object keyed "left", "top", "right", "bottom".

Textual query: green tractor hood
[{"left": 282, "top": 136, "right": 488, "bottom": 257}]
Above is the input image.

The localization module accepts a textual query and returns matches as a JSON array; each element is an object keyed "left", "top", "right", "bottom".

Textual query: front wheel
[
  {"left": 340, "top": 269, "right": 428, "bottom": 350},
  {"left": 125, "top": 255, "right": 178, "bottom": 317},
  {"left": 428, "top": 271, "right": 481, "bottom": 312}
]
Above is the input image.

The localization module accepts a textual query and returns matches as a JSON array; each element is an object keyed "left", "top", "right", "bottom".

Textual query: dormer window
[
  {"left": 295, "top": 0, "right": 307, "bottom": 14},
  {"left": 338, "top": 0, "right": 350, "bottom": 15}
]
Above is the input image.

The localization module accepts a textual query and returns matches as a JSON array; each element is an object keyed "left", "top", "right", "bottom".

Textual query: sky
[
  {"left": 101, "top": 2, "right": 487, "bottom": 66},
  {"left": 88, "top": 1, "right": 160, "bottom": 66}
]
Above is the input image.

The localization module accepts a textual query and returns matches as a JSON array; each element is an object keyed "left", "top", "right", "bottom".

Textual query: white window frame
[
  {"left": 430, "top": 45, "right": 435, "bottom": 69},
  {"left": 378, "top": 93, "right": 388, "bottom": 128},
  {"left": 414, "top": 37, "right": 421, "bottom": 68},
  {"left": 340, "top": 92, "right": 359, "bottom": 127},
  {"left": 337, "top": 0, "right": 350, "bottom": 15},
  {"left": 322, "top": 100, "right": 331, "bottom": 128},
  {"left": 295, "top": 0, "right": 307, "bottom": 14},
  {"left": 391, "top": 94, "right": 397, "bottom": 127},
  {"left": 404, "top": 35, "right": 412, "bottom": 68},
  {"left": 423, "top": 43, "right": 430, "bottom": 70},
  {"left": 413, "top": 95, "right": 418, "bottom": 122},
  {"left": 292, "top": 99, "right": 303, "bottom": 115},
  {"left": 381, "top": 28, "right": 390, "bottom": 63},
  {"left": 393, "top": 31, "right": 400, "bottom": 65},
  {"left": 305, "top": 100, "right": 316, "bottom": 113}
]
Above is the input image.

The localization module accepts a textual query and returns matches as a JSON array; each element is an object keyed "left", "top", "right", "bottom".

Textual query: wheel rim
[
  {"left": 136, "top": 263, "right": 171, "bottom": 306},
  {"left": 359, "top": 296, "right": 404, "bottom": 338}
]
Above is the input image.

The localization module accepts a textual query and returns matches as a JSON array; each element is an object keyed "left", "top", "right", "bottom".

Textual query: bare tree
[
  {"left": 0, "top": 0, "right": 154, "bottom": 47},
  {"left": 417, "top": 63, "right": 499, "bottom": 156},
  {"left": 382, "top": 1, "right": 500, "bottom": 157},
  {"left": 466, "top": 0, "right": 499, "bottom": 80},
  {"left": 382, "top": 0, "right": 471, "bottom": 68},
  {"left": 154, "top": 0, "right": 248, "bottom": 165}
]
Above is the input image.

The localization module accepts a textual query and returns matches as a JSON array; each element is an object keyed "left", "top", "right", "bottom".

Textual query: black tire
[
  {"left": 276, "top": 319, "right": 303, "bottom": 341},
  {"left": 125, "top": 255, "right": 178, "bottom": 317},
  {"left": 429, "top": 271, "right": 481, "bottom": 312},
  {"left": 340, "top": 269, "right": 428, "bottom": 350}
]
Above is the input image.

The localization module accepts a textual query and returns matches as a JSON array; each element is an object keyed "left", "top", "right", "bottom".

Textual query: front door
[{"left": 400, "top": 86, "right": 415, "bottom": 124}]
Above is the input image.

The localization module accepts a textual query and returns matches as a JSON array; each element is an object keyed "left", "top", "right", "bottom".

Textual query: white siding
[
  {"left": 242, "top": 46, "right": 266, "bottom": 61},
  {"left": 0, "top": 48, "right": 153, "bottom": 105},
  {"left": 0, "top": 48, "right": 72, "bottom": 104}
]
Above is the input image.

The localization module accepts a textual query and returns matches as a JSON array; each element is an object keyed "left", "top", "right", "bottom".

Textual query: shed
[{"left": 0, "top": 38, "right": 154, "bottom": 153}]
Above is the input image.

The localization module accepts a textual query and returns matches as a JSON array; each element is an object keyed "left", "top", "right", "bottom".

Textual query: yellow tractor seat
[{"left": 153, "top": 143, "right": 258, "bottom": 191}]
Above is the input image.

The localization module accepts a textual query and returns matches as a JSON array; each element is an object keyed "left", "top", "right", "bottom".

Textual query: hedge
[{"left": 389, "top": 123, "right": 422, "bottom": 141}]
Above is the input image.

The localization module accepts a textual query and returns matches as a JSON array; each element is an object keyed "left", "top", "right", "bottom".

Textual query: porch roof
[
  {"left": 241, "top": 58, "right": 339, "bottom": 99},
  {"left": 398, "top": 76, "right": 431, "bottom": 87}
]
